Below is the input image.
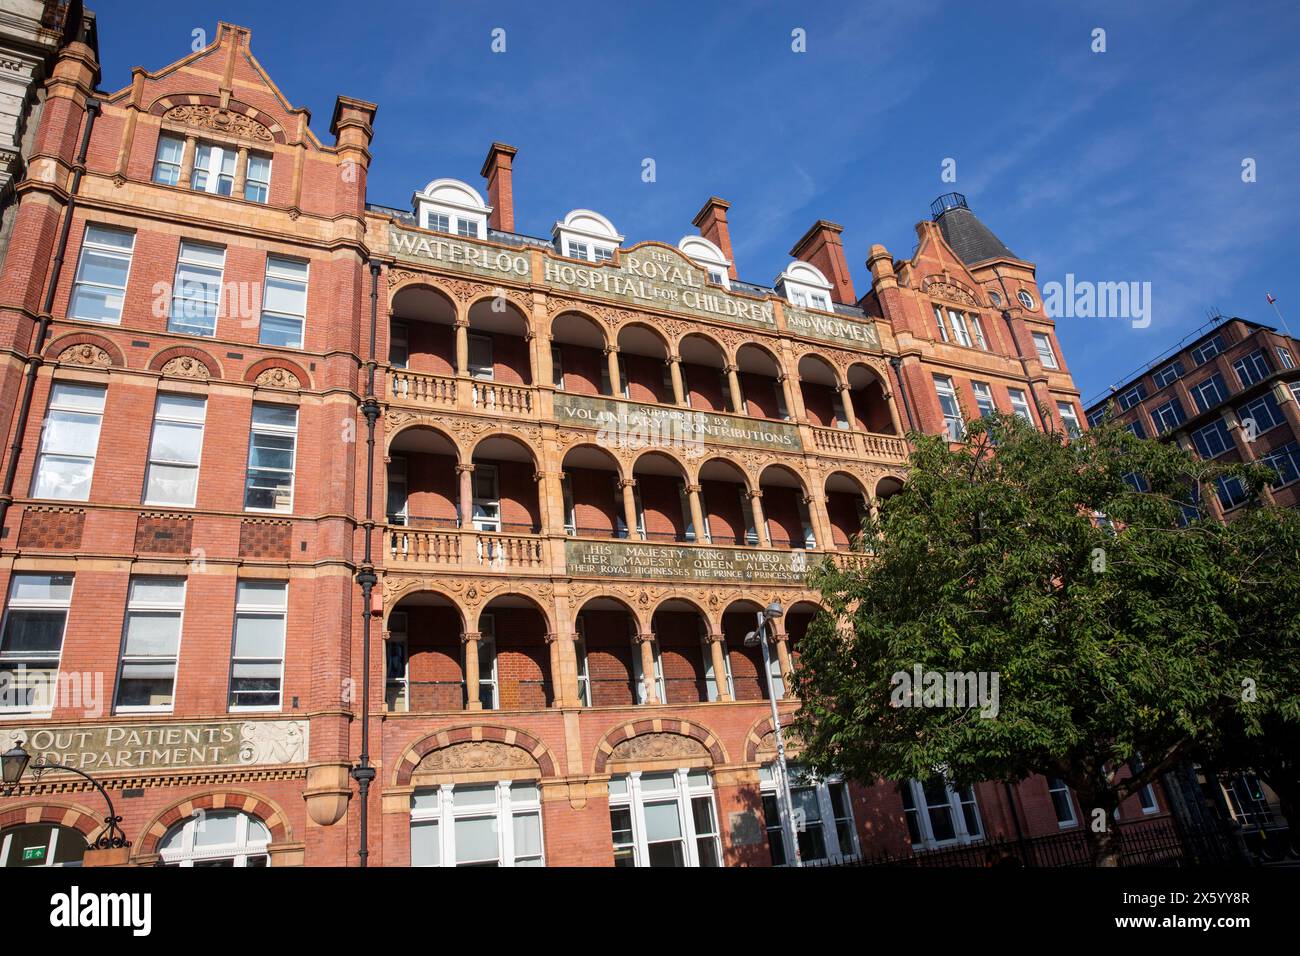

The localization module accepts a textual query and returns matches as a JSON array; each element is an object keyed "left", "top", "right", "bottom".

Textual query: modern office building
[
  {"left": 0, "top": 21, "right": 1169, "bottom": 867},
  {"left": 1085, "top": 315, "right": 1300, "bottom": 517}
]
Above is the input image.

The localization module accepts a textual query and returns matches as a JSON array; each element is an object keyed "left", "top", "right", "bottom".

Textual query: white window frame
[
  {"left": 389, "top": 320, "right": 410, "bottom": 369},
  {"left": 467, "top": 333, "right": 494, "bottom": 380},
  {"left": 1191, "top": 420, "right": 1232, "bottom": 459},
  {"left": 1057, "top": 401, "right": 1082, "bottom": 439},
  {"left": 1276, "top": 346, "right": 1294, "bottom": 370},
  {"left": 933, "top": 375, "right": 965, "bottom": 441},
  {"left": 190, "top": 141, "right": 238, "bottom": 196},
  {"left": 1047, "top": 777, "right": 1078, "bottom": 828},
  {"left": 471, "top": 463, "right": 500, "bottom": 532},
  {"left": 566, "top": 240, "right": 589, "bottom": 261},
  {"left": 243, "top": 403, "right": 298, "bottom": 513},
  {"left": 472, "top": 612, "right": 498, "bottom": 710},
  {"left": 574, "top": 616, "right": 591, "bottom": 706},
  {"left": 386, "top": 610, "right": 408, "bottom": 712},
  {"left": 31, "top": 382, "right": 106, "bottom": 502},
  {"left": 426, "top": 211, "right": 451, "bottom": 234},
  {"left": 1191, "top": 335, "right": 1224, "bottom": 366},
  {"left": 143, "top": 393, "right": 207, "bottom": 507},
  {"left": 1032, "top": 332, "right": 1058, "bottom": 369},
  {"left": 386, "top": 455, "right": 409, "bottom": 525},
  {"left": 761, "top": 764, "right": 859, "bottom": 865},
  {"left": 152, "top": 134, "right": 184, "bottom": 186},
  {"left": 410, "top": 779, "right": 545, "bottom": 867},
  {"left": 629, "top": 629, "right": 664, "bottom": 704},
  {"left": 114, "top": 576, "right": 186, "bottom": 714},
  {"left": 607, "top": 769, "right": 721, "bottom": 867},
  {"left": 258, "top": 255, "right": 309, "bottom": 349},
  {"left": 971, "top": 381, "right": 996, "bottom": 419},
  {"left": 244, "top": 152, "right": 272, "bottom": 204},
  {"left": 69, "top": 225, "right": 135, "bottom": 324},
  {"left": 901, "top": 778, "right": 984, "bottom": 849},
  {"left": 227, "top": 579, "right": 287, "bottom": 712},
  {"left": 168, "top": 240, "right": 226, "bottom": 337},
  {"left": 933, "top": 307, "right": 951, "bottom": 343},
  {"left": 158, "top": 811, "right": 271, "bottom": 867},
  {"left": 948, "top": 309, "right": 973, "bottom": 348},
  {"left": 0, "top": 573, "right": 74, "bottom": 715},
  {"left": 1007, "top": 388, "right": 1034, "bottom": 424}
]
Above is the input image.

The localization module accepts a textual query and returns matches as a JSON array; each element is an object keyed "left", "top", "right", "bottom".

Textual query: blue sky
[{"left": 93, "top": 0, "right": 1300, "bottom": 403}]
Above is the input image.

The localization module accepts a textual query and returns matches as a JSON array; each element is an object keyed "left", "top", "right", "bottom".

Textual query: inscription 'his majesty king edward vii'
[{"left": 566, "top": 540, "right": 810, "bottom": 584}]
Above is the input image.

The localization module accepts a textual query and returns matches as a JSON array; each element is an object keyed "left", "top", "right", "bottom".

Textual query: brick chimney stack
[
  {"left": 791, "top": 220, "right": 855, "bottom": 304},
  {"left": 480, "top": 142, "right": 518, "bottom": 233},
  {"left": 692, "top": 197, "right": 737, "bottom": 279}
]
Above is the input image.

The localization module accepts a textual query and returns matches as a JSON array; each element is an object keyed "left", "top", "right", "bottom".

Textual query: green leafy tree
[{"left": 792, "top": 412, "right": 1300, "bottom": 866}]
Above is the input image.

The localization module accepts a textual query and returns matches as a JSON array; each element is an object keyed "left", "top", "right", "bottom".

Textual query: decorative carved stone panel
[
  {"left": 414, "top": 741, "right": 539, "bottom": 775},
  {"left": 254, "top": 367, "right": 301, "bottom": 389},
  {"left": 58, "top": 343, "right": 110, "bottom": 368},
  {"left": 164, "top": 104, "right": 273, "bottom": 144},
  {"left": 161, "top": 356, "right": 210, "bottom": 379},
  {"left": 922, "top": 277, "right": 978, "bottom": 307},
  {"left": 608, "top": 732, "right": 709, "bottom": 764}
]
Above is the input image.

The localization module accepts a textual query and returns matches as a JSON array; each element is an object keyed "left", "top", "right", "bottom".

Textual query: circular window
[
  {"left": 1017, "top": 290, "right": 1036, "bottom": 310},
  {"left": 988, "top": 291, "right": 1002, "bottom": 307}
]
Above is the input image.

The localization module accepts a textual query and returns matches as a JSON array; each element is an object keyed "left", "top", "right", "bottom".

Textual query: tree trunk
[{"left": 1087, "top": 816, "right": 1123, "bottom": 866}]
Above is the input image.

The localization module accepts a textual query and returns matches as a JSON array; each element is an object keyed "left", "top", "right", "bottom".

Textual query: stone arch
[
  {"left": 244, "top": 357, "right": 311, "bottom": 391},
  {"left": 464, "top": 287, "right": 532, "bottom": 318},
  {"left": 548, "top": 307, "right": 610, "bottom": 348},
  {"left": 575, "top": 592, "right": 644, "bottom": 632},
  {"left": 875, "top": 474, "right": 906, "bottom": 500},
  {"left": 616, "top": 319, "right": 672, "bottom": 355},
  {"left": 135, "top": 789, "right": 293, "bottom": 858},
  {"left": 629, "top": 445, "right": 691, "bottom": 479},
  {"left": 592, "top": 716, "right": 729, "bottom": 774},
  {"left": 560, "top": 441, "right": 627, "bottom": 482},
  {"left": 384, "top": 583, "right": 467, "bottom": 630},
  {"left": 824, "top": 468, "right": 870, "bottom": 498},
  {"left": 473, "top": 590, "right": 553, "bottom": 632},
  {"left": 393, "top": 725, "right": 559, "bottom": 786},
  {"left": 467, "top": 429, "right": 541, "bottom": 464},
  {"left": 796, "top": 350, "right": 845, "bottom": 389},
  {"left": 149, "top": 344, "right": 222, "bottom": 380},
  {"left": 45, "top": 332, "right": 125, "bottom": 369},
  {"left": 384, "top": 418, "right": 463, "bottom": 463},
  {"left": 147, "top": 95, "right": 289, "bottom": 145},
  {"left": 694, "top": 454, "right": 753, "bottom": 492},
  {"left": 388, "top": 276, "right": 460, "bottom": 315},
  {"left": 677, "top": 328, "right": 732, "bottom": 363},
  {"left": 742, "top": 713, "right": 803, "bottom": 763},
  {"left": 0, "top": 800, "right": 108, "bottom": 845}
]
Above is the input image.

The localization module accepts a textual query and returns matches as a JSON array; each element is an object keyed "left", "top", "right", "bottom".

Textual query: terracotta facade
[{"left": 0, "top": 21, "right": 1170, "bottom": 868}]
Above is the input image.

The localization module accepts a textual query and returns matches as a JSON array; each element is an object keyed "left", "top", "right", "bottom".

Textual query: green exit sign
[{"left": 22, "top": 846, "right": 46, "bottom": 861}]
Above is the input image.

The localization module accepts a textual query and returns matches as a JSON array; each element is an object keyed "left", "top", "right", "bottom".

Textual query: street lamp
[
  {"left": 745, "top": 601, "right": 802, "bottom": 867},
  {"left": 1, "top": 742, "right": 130, "bottom": 849}
]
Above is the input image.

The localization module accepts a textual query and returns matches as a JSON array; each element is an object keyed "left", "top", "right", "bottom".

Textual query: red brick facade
[{"left": 0, "top": 21, "right": 1169, "bottom": 868}]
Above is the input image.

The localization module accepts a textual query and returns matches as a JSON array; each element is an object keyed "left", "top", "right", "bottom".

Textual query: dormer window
[
  {"left": 775, "top": 261, "right": 834, "bottom": 311},
  {"left": 678, "top": 236, "right": 732, "bottom": 291},
  {"left": 413, "top": 179, "right": 490, "bottom": 241},
  {"left": 554, "top": 210, "right": 623, "bottom": 264}
]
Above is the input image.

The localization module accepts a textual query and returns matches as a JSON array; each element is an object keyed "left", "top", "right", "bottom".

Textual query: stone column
[
  {"left": 777, "top": 374, "right": 795, "bottom": 421},
  {"left": 232, "top": 145, "right": 249, "bottom": 199},
  {"left": 636, "top": 632, "right": 660, "bottom": 704},
  {"left": 462, "top": 631, "right": 482, "bottom": 710},
  {"left": 545, "top": 632, "right": 579, "bottom": 708},
  {"left": 455, "top": 318, "right": 470, "bottom": 375},
  {"left": 749, "top": 490, "right": 770, "bottom": 547},
  {"left": 180, "top": 134, "right": 198, "bottom": 186},
  {"left": 707, "top": 633, "right": 732, "bottom": 702},
  {"left": 667, "top": 354, "right": 686, "bottom": 406},
  {"left": 772, "top": 630, "right": 794, "bottom": 693},
  {"left": 805, "top": 493, "right": 830, "bottom": 551},
  {"left": 620, "top": 478, "right": 640, "bottom": 540},
  {"left": 456, "top": 463, "right": 475, "bottom": 529},
  {"left": 685, "top": 483, "right": 707, "bottom": 543},
  {"left": 725, "top": 363, "right": 744, "bottom": 414},
  {"left": 605, "top": 345, "right": 622, "bottom": 397},
  {"left": 839, "top": 384, "right": 861, "bottom": 430}
]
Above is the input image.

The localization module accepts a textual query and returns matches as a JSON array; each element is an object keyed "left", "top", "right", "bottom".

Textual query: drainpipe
[
  {"left": 888, "top": 357, "right": 917, "bottom": 433},
  {"left": 351, "top": 260, "right": 381, "bottom": 865},
  {"left": 0, "top": 98, "right": 100, "bottom": 545},
  {"left": 993, "top": 266, "right": 1047, "bottom": 429}
]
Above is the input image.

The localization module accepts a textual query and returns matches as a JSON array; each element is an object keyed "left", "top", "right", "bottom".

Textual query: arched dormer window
[
  {"left": 776, "top": 261, "right": 833, "bottom": 312},
  {"left": 553, "top": 209, "right": 622, "bottom": 263},
  {"left": 412, "top": 178, "right": 490, "bottom": 240},
  {"left": 678, "top": 235, "right": 731, "bottom": 290}
]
